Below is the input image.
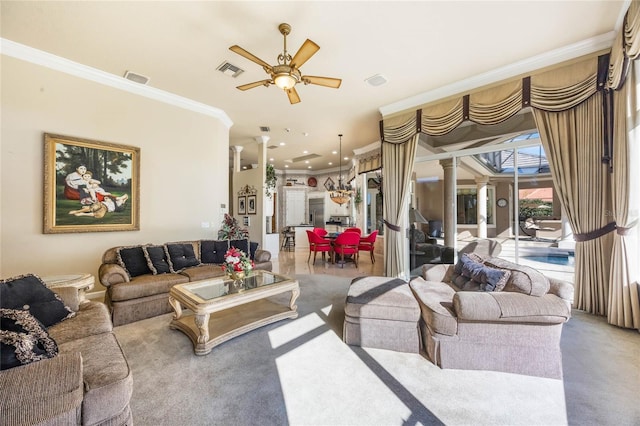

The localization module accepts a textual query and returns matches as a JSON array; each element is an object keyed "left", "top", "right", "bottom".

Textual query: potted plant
[{"left": 265, "top": 163, "right": 277, "bottom": 198}]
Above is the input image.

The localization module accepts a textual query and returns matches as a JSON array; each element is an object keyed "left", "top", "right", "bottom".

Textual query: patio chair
[{"left": 306, "top": 230, "right": 332, "bottom": 264}]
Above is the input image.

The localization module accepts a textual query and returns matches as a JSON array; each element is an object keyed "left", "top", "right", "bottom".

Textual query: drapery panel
[
  {"left": 608, "top": 64, "right": 640, "bottom": 329},
  {"left": 607, "top": 0, "right": 640, "bottom": 330},
  {"left": 382, "top": 135, "right": 418, "bottom": 278},
  {"left": 533, "top": 94, "right": 613, "bottom": 315},
  {"left": 357, "top": 151, "right": 382, "bottom": 174}
]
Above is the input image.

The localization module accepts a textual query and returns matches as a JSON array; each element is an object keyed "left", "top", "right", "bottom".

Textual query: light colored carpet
[{"left": 114, "top": 273, "right": 640, "bottom": 426}]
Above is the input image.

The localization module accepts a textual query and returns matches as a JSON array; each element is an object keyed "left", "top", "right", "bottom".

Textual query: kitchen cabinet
[{"left": 285, "top": 190, "right": 306, "bottom": 226}]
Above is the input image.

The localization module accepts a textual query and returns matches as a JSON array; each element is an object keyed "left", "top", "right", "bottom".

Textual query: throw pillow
[
  {"left": 165, "top": 243, "right": 201, "bottom": 272},
  {"left": 249, "top": 242, "right": 258, "bottom": 260},
  {"left": 0, "top": 274, "right": 75, "bottom": 327},
  {"left": 229, "top": 239, "right": 249, "bottom": 257},
  {"left": 1, "top": 308, "right": 58, "bottom": 370},
  {"left": 117, "top": 245, "right": 152, "bottom": 278},
  {"left": 200, "top": 240, "right": 229, "bottom": 264},
  {"left": 471, "top": 265, "right": 511, "bottom": 292},
  {"left": 142, "top": 245, "right": 171, "bottom": 275}
]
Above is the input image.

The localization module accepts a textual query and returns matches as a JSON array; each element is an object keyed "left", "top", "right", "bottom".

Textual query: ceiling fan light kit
[{"left": 229, "top": 23, "right": 341, "bottom": 104}]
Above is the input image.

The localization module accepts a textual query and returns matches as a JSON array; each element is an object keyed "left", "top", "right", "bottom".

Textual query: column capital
[
  {"left": 230, "top": 145, "right": 244, "bottom": 154},
  {"left": 439, "top": 158, "right": 459, "bottom": 169},
  {"left": 254, "top": 135, "right": 270, "bottom": 144}
]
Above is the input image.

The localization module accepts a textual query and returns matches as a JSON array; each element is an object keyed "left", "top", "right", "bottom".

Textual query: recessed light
[
  {"left": 308, "top": 166, "right": 312, "bottom": 169},
  {"left": 332, "top": 150, "right": 337, "bottom": 154},
  {"left": 344, "top": 157, "right": 349, "bottom": 160},
  {"left": 303, "top": 132, "right": 309, "bottom": 136},
  {"left": 269, "top": 158, "right": 274, "bottom": 161},
  {"left": 328, "top": 162, "right": 333, "bottom": 166},
  {"left": 303, "top": 150, "right": 308, "bottom": 154},
  {"left": 242, "top": 166, "right": 247, "bottom": 170},
  {"left": 285, "top": 165, "right": 289, "bottom": 168},
  {"left": 305, "top": 160, "right": 309, "bottom": 164},
  {"left": 279, "top": 142, "right": 286, "bottom": 146}
]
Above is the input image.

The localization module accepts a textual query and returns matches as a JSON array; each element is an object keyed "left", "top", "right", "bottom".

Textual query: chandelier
[{"left": 329, "top": 134, "right": 353, "bottom": 205}]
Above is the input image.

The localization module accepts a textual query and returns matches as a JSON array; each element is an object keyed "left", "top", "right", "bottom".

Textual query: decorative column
[
  {"left": 439, "top": 158, "right": 458, "bottom": 248},
  {"left": 255, "top": 136, "right": 270, "bottom": 249},
  {"left": 475, "top": 176, "right": 489, "bottom": 238},
  {"left": 230, "top": 145, "right": 243, "bottom": 173}
]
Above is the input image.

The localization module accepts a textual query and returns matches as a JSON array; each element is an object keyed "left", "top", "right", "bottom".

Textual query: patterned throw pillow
[
  {"left": 0, "top": 308, "right": 58, "bottom": 370},
  {"left": 117, "top": 246, "right": 152, "bottom": 278},
  {"left": 229, "top": 239, "right": 250, "bottom": 257},
  {"left": 165, "top": 243, "right": 201, "bottom": 272},
  {"left": 0, "top": 274, "right": 75, "bottom": 327},
  {"left": 200, "top": 240, "right": 229, "bottom": 264},
  {"left": 142, "top": 245, "right": 172, "bottom": 275}
]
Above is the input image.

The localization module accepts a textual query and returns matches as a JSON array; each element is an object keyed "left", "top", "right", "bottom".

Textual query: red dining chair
[
  {"left": 313, "top": 227, "right": 328, "bottom": 237},
  {"left": 343, "top": 227, "right": 362, "bottom": 235},
  {"left": 358, "top": 230, "right": 379, "bottom": 263},
  {"left": 306, "top": 230, "right": 332, "bottom": 264},
  {"left": 331, "top": 231, "right": 360, "bottom": 268}
]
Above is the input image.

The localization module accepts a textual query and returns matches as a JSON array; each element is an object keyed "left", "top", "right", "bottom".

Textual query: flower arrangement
[{"left": 221, "top": 247, "right": 254, "bottom": 276}]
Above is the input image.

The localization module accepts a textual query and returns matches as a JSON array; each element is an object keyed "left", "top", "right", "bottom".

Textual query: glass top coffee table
[{"left": 169, "top": 270, "right": 300, "bottom": 355}]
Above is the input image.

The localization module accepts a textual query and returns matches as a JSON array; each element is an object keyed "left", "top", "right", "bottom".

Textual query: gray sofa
[
  {"left": 0, "top": 286, "right": 133, "bottom": 425},
  {"left": 412, "top": 255, "right": 573, "bottom": 379},
  {"left": 99, "top": 239, "right": 273, "bottom": 326}
]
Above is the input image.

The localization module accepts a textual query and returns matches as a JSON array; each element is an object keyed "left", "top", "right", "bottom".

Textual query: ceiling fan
[{"left": 229, "top": 23, "right": 342, "bottom": 104}]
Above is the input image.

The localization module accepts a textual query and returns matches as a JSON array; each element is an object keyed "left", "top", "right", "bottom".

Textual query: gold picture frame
[{"left": 43, "top": 133, "right": 140, "bottom": 234}]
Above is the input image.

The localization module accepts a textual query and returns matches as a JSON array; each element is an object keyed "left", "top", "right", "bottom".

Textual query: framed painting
[
  {"left": 247, "top": 195, "right": 256, "bottom": 215},
  {"left": 324, "top": 177, "right": 335, "bottom": 191},
  {"left": 43, "top": 133, "right": 140, "bottom": 234},
  {"left": 238, "top": 196, "right": 246, "bottom": 215}
]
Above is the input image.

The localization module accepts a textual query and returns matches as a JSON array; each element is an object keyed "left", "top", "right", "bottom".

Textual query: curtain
[
  {"left": 533, "top": 93, "right": 613, "bottom": 315},
  {"left": 607, "top": 0, "right": 640, "bottom": 330},
  {"left": 382, "top": 134, "right": 419, "bottom": 278}
]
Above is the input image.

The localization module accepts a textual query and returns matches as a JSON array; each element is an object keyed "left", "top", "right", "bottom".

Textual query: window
[{"left": 456, "top": 186, "right": 494, "bottom": 225}]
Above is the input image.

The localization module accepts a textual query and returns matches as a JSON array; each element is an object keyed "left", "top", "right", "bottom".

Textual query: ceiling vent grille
[
  {"left": 259, "top": 126, "right": 271, "bottom": 132},
  {"left": 123, "top": 71, "right": 150, "bottom": 85},
  {"left": 365, "top": 74, "right": 388, "bottom": 87},
  {"left": 267, "top": 145, "right": 279, "bottom": 150},
  {"left": 217, "top": 61, "right": 244, "bottom": 78},
  {"left": 291, "top": 153, "right": 321, "bottom": 163}
]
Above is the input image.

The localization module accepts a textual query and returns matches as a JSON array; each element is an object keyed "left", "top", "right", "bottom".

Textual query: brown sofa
[
  {"left": 0, "top": 286, "right": 133, "bottom": 425},
  {"left": 412, "top": 255, "right": 574, "bottom": 379},
  {"left": 99, "top": 239, "right": 272, "bottom": 326}
]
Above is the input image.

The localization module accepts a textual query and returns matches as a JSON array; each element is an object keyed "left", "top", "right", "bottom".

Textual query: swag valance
[{"left": 380, "top": 55, "right": 606, "bottom": 142}]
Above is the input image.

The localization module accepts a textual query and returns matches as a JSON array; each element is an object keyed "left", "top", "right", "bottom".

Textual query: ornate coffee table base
[{"left": 169, "top": 281, "right": 299, "bottom": 355}]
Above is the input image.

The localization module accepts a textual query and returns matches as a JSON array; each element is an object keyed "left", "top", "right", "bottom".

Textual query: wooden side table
[{"left": 41, "top": 273, "right": 95, "bottom": 305}]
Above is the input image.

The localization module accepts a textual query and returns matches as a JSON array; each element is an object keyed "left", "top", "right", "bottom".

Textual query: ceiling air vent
[
  {"left": 217, "top": 61, "right": 244, "bottom": 78},
  {"left": 267, "top": 145, "right": 279, "bottom": 150},
  {"left": 123, "top": 71, "right": 150, "bottom": 85},
  {"left": 259, "top": 126, "right": 270, "bottom": 132},
  {"left": 365, "top": 74, "right": 388, "bottom": 87},
  {"left": 291, "top": 153, "right": 321, "bottom": 163}
]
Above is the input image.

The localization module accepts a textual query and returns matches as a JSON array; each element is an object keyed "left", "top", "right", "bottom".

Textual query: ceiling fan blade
[
  {"left": 302, "top": 75, "right": 342, "bottom": 89},
  {"left": 290, "top": 39, "right": 320, "bottom": 69},
  {"left": 286, "top": 87, "right": 301, "bottom": 104},
  {"left": 229, "top": 45, "right": 272, "bottom": 70},
  {"left": 236, "top": 79, "right": 272, "bottom": 91}
]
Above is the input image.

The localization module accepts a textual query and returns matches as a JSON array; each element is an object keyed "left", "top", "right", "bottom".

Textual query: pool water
[{"left": 522, "top": 255, "right": 575, "bottom": 266}]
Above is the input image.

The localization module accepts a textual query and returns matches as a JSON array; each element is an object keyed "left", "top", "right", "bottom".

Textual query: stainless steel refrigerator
[{"left": 308, "top": 198, "right": 325, "bottom": 228}]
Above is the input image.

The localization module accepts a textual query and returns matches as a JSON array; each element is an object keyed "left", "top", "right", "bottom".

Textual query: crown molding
[
  {"left": 1, "top": 38, "right": 233, "bottom": 128},
  {"left": 379, "top": 31, "right": 616, "bottom": 117}
]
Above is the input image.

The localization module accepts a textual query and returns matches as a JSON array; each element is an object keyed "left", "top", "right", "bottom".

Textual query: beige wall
[{"left": 1, "top": 56, "right": 229, "bottom": 292}]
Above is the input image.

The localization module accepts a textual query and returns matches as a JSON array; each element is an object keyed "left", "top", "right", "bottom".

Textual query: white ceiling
[{"left": 1, "top": 1, "right": 626, "bottom": 175}]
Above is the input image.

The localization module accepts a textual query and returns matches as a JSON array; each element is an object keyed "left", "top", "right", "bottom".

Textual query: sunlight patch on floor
[
  {"left": 274, "top": 331, "right": 414, "bottom": 425},
  {"left": 267, "top": 312, "right": 326, "bottom": 349}
]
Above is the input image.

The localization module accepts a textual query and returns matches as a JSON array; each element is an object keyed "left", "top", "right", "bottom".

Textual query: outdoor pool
[{"left": 522, "top": 255, "right": 575, "bottom": 266}]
